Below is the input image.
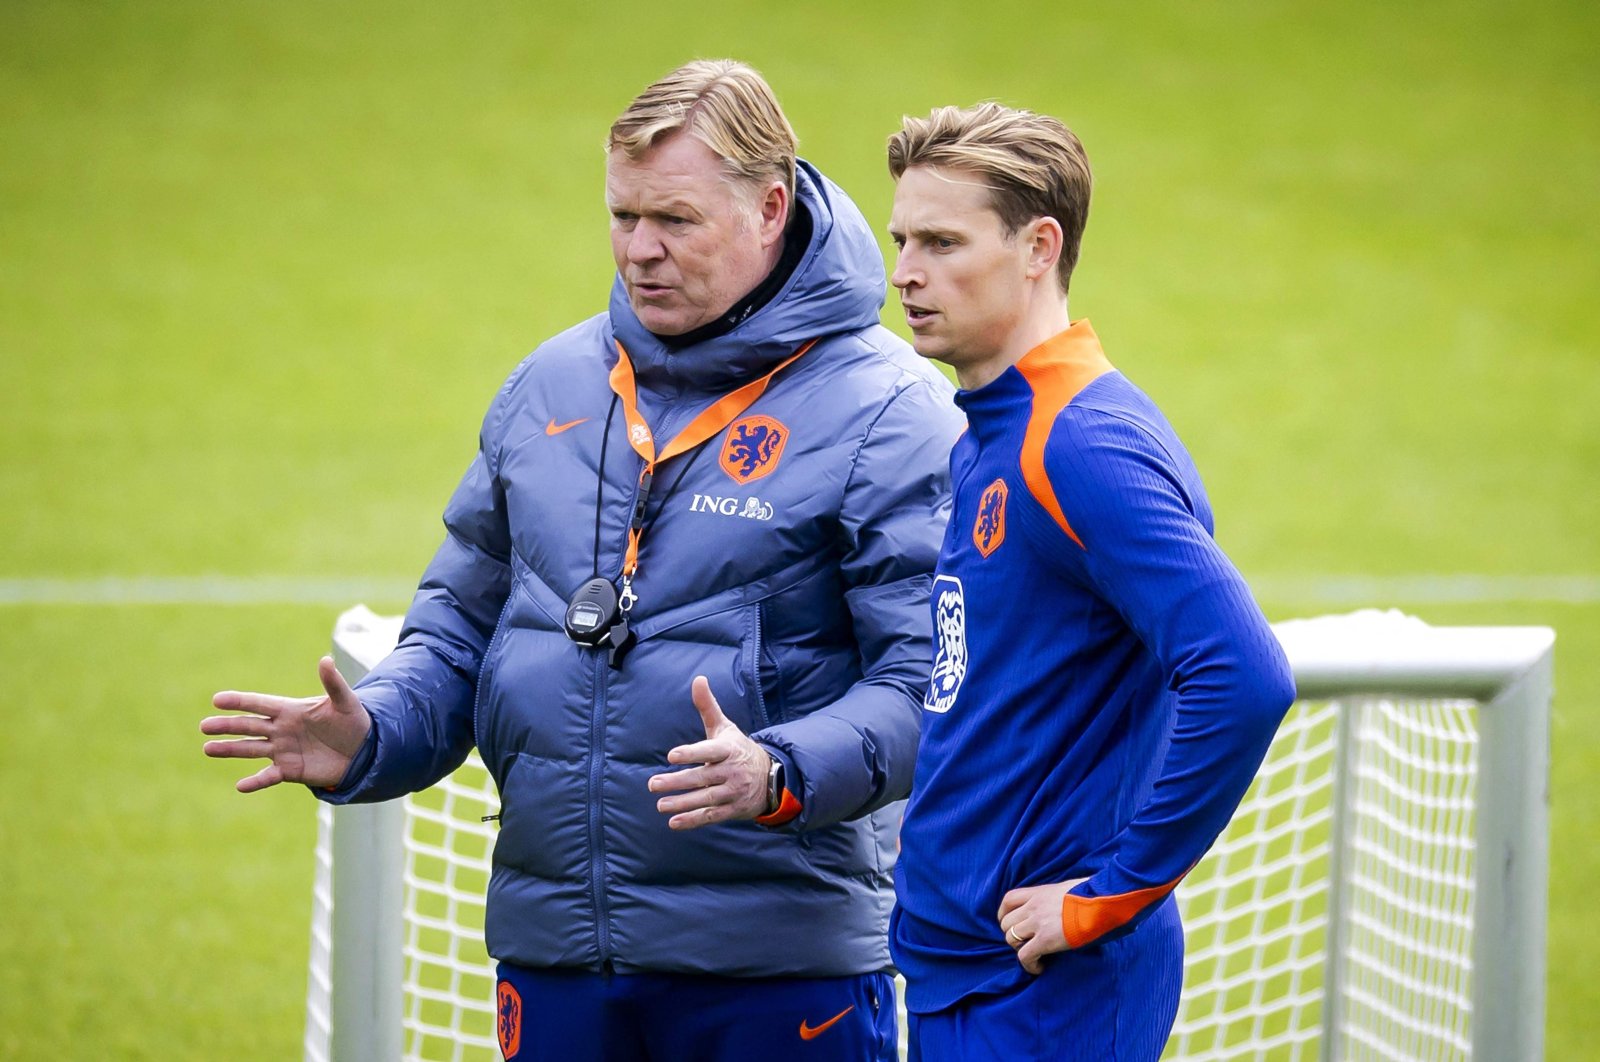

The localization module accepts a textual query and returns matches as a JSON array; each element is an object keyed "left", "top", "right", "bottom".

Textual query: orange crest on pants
[
  {"left": 973, "top": 479, "right": 1007, "bottom": 557},
  {"left": 720, "top": 415, "right": 789, "bottom": 483},
  {"left": 497, "top": 980, "right": 522, "bottom": 1058}
]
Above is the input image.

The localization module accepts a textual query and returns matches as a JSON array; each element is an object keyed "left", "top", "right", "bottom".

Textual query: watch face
[{"left": 767, "top": 759, "right": 784, "bottom": 812}]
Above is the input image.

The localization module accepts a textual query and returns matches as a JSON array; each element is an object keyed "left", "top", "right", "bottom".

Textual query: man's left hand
[
  {"left": 997, "top": 877, "right": 1087, "bottom": 974},
  {"left": 648, "top": 675, "right": 772, "bottom": 830}
]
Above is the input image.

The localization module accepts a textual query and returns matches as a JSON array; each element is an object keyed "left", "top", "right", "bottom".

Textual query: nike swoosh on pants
[{"left": 798, "top": 1005, "right": 855, "bottom": 1040}]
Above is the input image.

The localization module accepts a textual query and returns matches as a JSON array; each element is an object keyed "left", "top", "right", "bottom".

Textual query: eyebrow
[
  {"left": 604, "top": 180, "right": 697, "bottom": 212},
  {"left": 887, "top": 224, "right": 960, "bottom": 242},
  {"left": 608, "top": 198, "right": 703, "bottom": 218}
]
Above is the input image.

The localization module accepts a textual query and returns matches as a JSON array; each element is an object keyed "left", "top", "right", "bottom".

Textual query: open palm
[{"left": 201, "top": 656, "right": 373, "bottom": 793}]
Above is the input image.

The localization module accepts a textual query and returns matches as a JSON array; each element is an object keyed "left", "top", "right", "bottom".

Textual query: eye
[
  {"left": 663, "top": 215, "right": 690, "bottom": 227},
  {"left": 612, "top": 211, "right": 638, "bottom": 228},
  {"left": 890, "top": 234, "right": 906, "bottom": 249},
  {"left": 933, "top": 237, "right": 957, "bottom": 251}
]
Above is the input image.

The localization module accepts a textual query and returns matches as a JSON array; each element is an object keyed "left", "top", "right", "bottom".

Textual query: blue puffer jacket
[{"left": 322, "top": 161, "right": 963, "bottom": 977}]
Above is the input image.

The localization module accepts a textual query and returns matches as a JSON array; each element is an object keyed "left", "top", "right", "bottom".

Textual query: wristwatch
[{"left": 764, "top": 755, "right": 786, "bottom": 815}]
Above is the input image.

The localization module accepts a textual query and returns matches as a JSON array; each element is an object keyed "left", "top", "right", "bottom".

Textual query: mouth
[
  {"left": 631, "top": 279, "right": 675, "bottom": 301},
  {"left": 903, "top": 305, "right": 936, "bottom": 328}
]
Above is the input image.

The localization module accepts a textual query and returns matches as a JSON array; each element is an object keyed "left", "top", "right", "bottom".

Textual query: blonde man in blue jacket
[{"left": 203, "top": 60, "right": 961, "bottom": 1061}]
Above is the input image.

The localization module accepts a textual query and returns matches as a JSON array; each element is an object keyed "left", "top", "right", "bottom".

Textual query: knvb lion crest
[
  {"left": 924, "top": 575, "right": 967, "bottom": 714},
  {"left": 497, "top": 981, "right": 522, "bottom": 1058},
  {"left": 973, "top": 479, "right": 1008, "bottom": 557},
  {"left": 719, "top": 415, "right": 788, "bottom": 484}
]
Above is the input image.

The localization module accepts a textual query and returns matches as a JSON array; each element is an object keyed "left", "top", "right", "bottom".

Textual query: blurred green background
[{"left": 2, "top": 0, "right": 1595, "bottom": 1057}]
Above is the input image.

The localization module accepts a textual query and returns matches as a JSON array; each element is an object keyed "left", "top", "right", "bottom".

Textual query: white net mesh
[
  {"left": 1165, "top": 699, "right": 1340, "bottom": 1059},
  {"left": 1165, "top": 695, "right": 1478, "bottom": 1061},
  {"left": 399, "top": 757, "right": 500, "bottom": 1060},
  {"left": 1335, "top": 698, "right": 1477, "bottom": 1061},
  {"left": 308, "top": 693, "right": 1483, "bottom": 1062}
]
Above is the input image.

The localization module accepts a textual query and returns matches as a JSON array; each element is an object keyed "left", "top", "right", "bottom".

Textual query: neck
[{"left": 954, "top": 289, "right": 1072, "bottom": 391}]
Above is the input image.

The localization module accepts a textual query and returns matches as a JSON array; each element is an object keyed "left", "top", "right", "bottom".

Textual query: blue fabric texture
[
  {"left": 892, "top": 323, "right": 1295, "bottom": 1015},
  {"left": 494, "top": 963, "right": 898, "bottom": 1062},
  {"left": 320, "top": 161, "right": 963, "bottom": 978},
  {"left": 905, "top": 897, "right": 1183, "bottom": 1062}
]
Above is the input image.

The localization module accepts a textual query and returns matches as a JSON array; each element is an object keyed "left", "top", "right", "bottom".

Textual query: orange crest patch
[
  {"left": 497, "top": 980, "right": 522, "bottom": 1058},
  {"left": 719, "top": 415, "right": 789, "bottom": 484},
  {"left": 973, "top": 479, "right": 1007, "bottom": 557}
]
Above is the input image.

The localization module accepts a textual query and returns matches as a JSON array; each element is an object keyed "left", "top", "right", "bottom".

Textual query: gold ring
[{"left": 1007, "top": 926, "right": 1023, "bottom": 945}]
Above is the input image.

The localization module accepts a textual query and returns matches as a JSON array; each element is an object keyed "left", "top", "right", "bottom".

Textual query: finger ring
[{"left": 1007, "top": 926, "right": 1024, "bottom": 945}]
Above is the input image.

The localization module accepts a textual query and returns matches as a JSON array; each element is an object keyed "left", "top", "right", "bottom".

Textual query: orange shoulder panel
[{"left": 1014, "top": 321, "right": 1114, "bottom": 550}]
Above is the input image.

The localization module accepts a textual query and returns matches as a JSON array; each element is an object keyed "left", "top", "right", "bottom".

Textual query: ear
[
  {"left": 755, "top": 180, "right": 789, "bottom": 248},
  {"left": 1022, "top": 216, "right": 1064, "bottom": 283}
]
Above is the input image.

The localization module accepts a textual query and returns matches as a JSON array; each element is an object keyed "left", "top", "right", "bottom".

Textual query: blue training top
[{"left": 890, "top": 321, "right": 1295, "bottom": 1013}]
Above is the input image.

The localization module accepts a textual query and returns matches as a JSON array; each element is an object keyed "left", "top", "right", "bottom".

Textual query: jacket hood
[{"left": 607, "top": 159, "right": 887, "bottom": 395}]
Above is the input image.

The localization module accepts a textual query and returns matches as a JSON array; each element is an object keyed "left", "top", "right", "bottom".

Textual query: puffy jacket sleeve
[
  {"left": 1040, "top": 408, "right": 1295, "bottom": 947},
  {"left": 751, "top": 375, "right": 963, "bottom": 829},
  {"left": 318, "top": 370, "right": 521, "bottom": 805}
]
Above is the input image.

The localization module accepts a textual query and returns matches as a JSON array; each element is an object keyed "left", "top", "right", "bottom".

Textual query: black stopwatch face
[{"left": 564, "top": 576, "right": 622, "bottom": 647}]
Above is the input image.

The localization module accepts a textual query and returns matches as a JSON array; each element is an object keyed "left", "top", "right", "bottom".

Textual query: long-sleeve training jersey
[{"left": 890, "top": 321, "right": 1295, "bottom": 1014}]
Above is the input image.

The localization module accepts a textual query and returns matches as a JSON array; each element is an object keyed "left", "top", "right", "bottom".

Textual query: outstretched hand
[
  {"left": 998, "top": 877, "right": 1087, "bottom": 974},
  {"left": 647, "top": 675, "right": 771, "bottom": 830},
  {"left": 201, "top": 656, "right": 373, "bottom": 793}
]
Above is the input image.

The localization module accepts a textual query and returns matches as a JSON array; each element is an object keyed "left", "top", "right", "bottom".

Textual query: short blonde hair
[
  {"left": 609, "top": 60, "right": 797, "bottom": 203},
  {"left": 888, "top": 103, "right": 1092, "bottom": 293}
]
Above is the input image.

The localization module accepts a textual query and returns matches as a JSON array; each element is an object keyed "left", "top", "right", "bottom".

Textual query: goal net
[{"left": 304, "top": 609, "right": 1551, "bottom": 1061}]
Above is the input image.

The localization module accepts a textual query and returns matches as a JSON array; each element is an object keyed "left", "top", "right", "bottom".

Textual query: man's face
[
  {"left": 606, "top": 133, "right": 782, "bottom": 337},
  {"left": 888, "top": 165, "right": 1031, "bottom": 371}
]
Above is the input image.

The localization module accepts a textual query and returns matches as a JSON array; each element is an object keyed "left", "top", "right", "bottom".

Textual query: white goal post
[{"left": 303, "top": 609, "right": 1551, "bottom": 1062}]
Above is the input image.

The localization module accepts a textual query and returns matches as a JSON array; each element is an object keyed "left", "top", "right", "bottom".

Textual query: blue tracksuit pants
[
  {"left": 495, "top": 963, "right": 897, "bottom": 1061},
  {"left": 906, "top": 899, "right": 1183, "bottom": 1062}
]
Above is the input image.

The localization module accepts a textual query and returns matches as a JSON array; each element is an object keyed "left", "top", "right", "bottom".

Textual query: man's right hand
[{"left": 202, "top": 656, "right": 373, "bottom": 793}]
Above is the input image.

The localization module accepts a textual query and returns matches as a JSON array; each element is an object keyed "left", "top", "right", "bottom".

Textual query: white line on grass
[
  {"left": 0, "top": 574, "right": 1597, "bottom": 606},
  {"left": 1250, "top": 574, "right": 1600, "bottom": 606},
  {"left": 0, "top": 576, "right": 414, "bottom": 606}
]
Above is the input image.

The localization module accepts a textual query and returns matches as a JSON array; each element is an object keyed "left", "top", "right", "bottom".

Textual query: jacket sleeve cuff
[
  {"left": 314, "top": 722, "right": 379, "bottom": 802},
  {"left": 755, "top": 788, "right": 803, "bottom": 827},
  {"left": 753, "top": 746, "right": 803, "bottom": 827},
  {"left": 1059, "top": 872, "right": 1184, "bottom": 949},
  {"left": 751, "top": 704, "right": 886, "bottom": 830}
]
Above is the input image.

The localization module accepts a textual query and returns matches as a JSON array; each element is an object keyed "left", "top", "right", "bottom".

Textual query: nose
[
  {"left": 890, "top": 248, "right": 919, "bottom": 292},
  {"left": 626, "top": 219, "right": 667, "bottom": 266}
]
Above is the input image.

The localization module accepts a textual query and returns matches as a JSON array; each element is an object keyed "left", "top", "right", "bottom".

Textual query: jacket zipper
[
  {"left": 586, "top": 399, "right": 693, "bottom": 971},
  {"left": 583, "top": 405, "right": 649, "bottom": 974},
  {"left": 751, "top": 603, "right": 771, "bottom": 730},
  {"left": 588, "top": 653, "right": 613, "bottom": 970}
]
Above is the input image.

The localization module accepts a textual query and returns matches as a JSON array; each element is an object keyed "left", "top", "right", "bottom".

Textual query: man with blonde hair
[
  {"left": 884, "top": 103, "right": 1295, "bottom": 1060},
  {"left": 203, "top": 60, "right": 960, "bottom": 1060}
]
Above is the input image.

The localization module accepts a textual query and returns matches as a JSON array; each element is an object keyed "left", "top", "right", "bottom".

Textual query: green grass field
[{"left": 3, "top": 1, "right": 1595, "bottom": 1057}]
